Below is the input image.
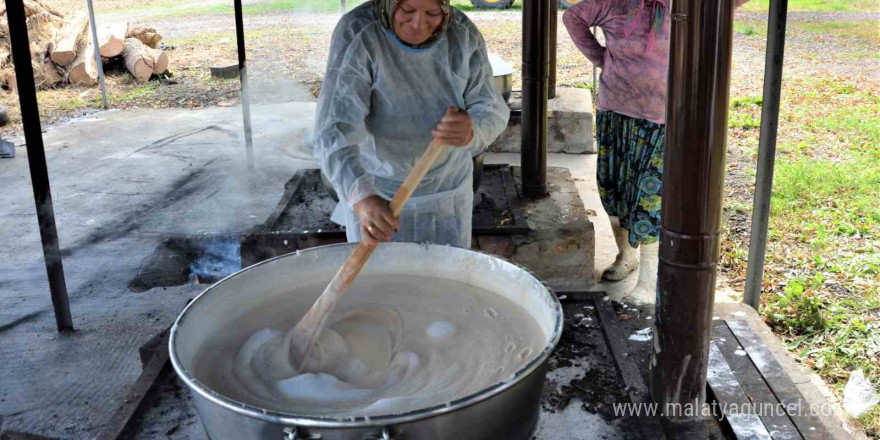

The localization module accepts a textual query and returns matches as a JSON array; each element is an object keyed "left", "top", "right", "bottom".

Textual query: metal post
[
  {"left": 521, "top": 0, "right": 550, "bottom": 198},
  {"left": 85, "top": 0, "right": 108, "bottom": 109},
  {"left": 233, "top": 0, "right": 254, "bottom": 170},
  {"left": 548, "top": 0, "right": 557, "bottom": 99},
  {"left": 5, "top": 0, "right": 73, "bottom": 331},
  {"left": 651, "top": 0, "right": 736, "bottom": 414},
  {"left": 744, "top": 0, "right": 788, "bottom": 310},
  {"left": 341, "top": 0, "right": 346, "bottom": 14}
]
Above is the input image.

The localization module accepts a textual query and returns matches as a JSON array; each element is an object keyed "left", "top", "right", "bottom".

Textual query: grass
[
  {"left": 734, "top": 20, "right": 766, "bottom": 37},
  {"left": 728, "top": 96, "right": 763, "bottom": 130},
  {"left": 741, "top": 0, "right": 880, "bottom": 12},
  {"left": 790, "top": 21, "right": 880, "bottom": 47},
  {"left": 723, "top": 75, "right": 880, "bottom": 435},
  {"left": 451, "top": 0, "right": 522, "bottom": 12},
  {"left": 572, "top": 81, "right": 595, "bottom": 91}
]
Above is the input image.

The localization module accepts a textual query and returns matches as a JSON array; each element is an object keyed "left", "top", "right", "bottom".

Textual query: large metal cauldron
[{"left": 170, "top": 243, "right": 562, "bottom": 440}]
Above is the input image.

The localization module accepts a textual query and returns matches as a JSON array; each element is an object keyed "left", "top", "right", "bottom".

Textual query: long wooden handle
[{"left": 290, "top": 141, "right": 446, "bottom": 369}]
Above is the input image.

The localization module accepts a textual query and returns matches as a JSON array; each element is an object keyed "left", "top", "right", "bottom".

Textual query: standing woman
[
  {"left": 315, "top": 0, "right": 510, "bottom": 249},
  {"left": 563, "top": 0, "right": 747, "bottom": 300}
]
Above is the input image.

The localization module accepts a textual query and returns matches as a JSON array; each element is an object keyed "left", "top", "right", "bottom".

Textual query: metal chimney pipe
[
  {"left": 521, "top": 0, "right": 550, "bottom": 198},
  {"left": 650, "top": 0, "right": 736, "bottom": 412}
]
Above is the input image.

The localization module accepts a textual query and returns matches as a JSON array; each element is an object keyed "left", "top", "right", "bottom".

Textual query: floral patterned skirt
[{"left": 596, "top": 110, "right": 666, "bottom": 247}]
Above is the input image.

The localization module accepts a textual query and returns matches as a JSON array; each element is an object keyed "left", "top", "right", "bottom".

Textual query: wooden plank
[
  {"left": 473, "top": 165, "right": 530, "bottom": 235},
  {"left": 594, "top": 298, "right": 651, "bottom": 404},
  {"left": 96, "top": 330, "right": 170, "bottom": 440},
  {"left": 713, "top": 321, "right": 802, "bottom": 439},
  {"left": 726, "top": 320, "right": 833, "bottom": 439},
  {"left": 593, "top": 298, "right": 666, "bottom": 439},
  {"left": 499, "top": 165, "right": 530, "bottom": 233},
  {"left": 707, "top": 342, "right": 774, "bottom": 440},
  {"left": 262, "top": 171, "right": 305, "bottom": 230}
]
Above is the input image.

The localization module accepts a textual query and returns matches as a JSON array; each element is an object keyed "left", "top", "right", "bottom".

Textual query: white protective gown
[{"left": 315, "top": 4, "right": 510, "bottom": 248}]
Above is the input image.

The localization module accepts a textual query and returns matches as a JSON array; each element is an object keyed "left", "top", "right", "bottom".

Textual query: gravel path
[{"left": 737, "top": 10, "right": 880, "bottom": 22}]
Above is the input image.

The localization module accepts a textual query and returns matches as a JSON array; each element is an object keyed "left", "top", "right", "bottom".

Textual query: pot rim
[{"left": 169, "top": 242, "right": 563, "bottom": 429}]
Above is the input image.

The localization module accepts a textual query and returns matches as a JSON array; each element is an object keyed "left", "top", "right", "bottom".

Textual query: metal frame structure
[
  {"left": 7, "top": 0, "right": 789, "bottom": 418},
  {"left": 5, "top": 0, "right": 73, "bottom": 331},
  {"left": 745, "top": 0, "right": 788, "bottom": 309},
  {"left": 85, "top": 0, "right": 108, "bottom": 109},
  {"left": 233, "top": 0, "right": 255, "bottom": 170}
]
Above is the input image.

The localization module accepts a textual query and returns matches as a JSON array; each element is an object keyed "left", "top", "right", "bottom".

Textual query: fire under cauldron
[{"left": 170, "top": 243, "right": 562, "bottom": 440}]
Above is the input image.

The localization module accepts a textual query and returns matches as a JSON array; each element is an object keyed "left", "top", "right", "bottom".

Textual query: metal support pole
[
  {"left": 650, "top": 0, "right": 736, "bottom": 414},
  {"left": 85, "top": 0, "right": 108, "bottom": 109},
  {"left": 521, "top": 0, "right": 550, "bottom": 198},
  {"left": 548, "top": 0, "right": 557, "bottom": 99},
  {"left": 233, "top": 0, "right": 254, "bottom": 170},
  {"left": 744, "top": 0, "right": 788, "bottom": 310},
  {"left": 5, "top": 0, "right": 73, "bottom": 332},
  {"left": 341, "top": 0, "right": 346, "bottom": 14}
]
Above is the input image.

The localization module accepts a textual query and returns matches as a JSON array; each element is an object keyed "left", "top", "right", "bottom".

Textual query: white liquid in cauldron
[{"left": 193, "top": 274, "right": 545, "bottom": 417}]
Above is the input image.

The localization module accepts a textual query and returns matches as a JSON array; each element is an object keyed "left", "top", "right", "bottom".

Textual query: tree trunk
[
  {"left": 97, "top": 22, "right": 126, "bottom": 57},
  {"left": 50, "top": 13, "right": 87, "bottom": 66},
  {"left": 126, "top": 26, "right": 161, "bottom": 48},
  {"left": 68, "top": 36, "right": 97, "bottom": 86},
  {"left": 123, "top": 37, "right": 153, "bottom": 83}
]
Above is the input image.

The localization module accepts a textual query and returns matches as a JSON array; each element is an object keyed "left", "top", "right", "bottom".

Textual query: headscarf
[
  {"left": 623, "top": 0, "right": 669, "bottom": 53},
  {"left": 373, "top": 0, "right": 452, "bottom": 49}
]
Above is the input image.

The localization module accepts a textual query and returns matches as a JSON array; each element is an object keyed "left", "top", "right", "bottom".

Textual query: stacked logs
[{"left": 0, "top": 0, "right": 169, "bottom": 91}]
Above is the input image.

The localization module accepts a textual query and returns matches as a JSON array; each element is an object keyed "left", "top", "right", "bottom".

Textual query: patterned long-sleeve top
[{"left": 563, "top": 0, "right": 748, "bottom": 124}]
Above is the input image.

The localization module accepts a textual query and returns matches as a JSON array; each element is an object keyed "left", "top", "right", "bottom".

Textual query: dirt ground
[{"left": 1, "top": 6, "right": 876, "bottom": 129}]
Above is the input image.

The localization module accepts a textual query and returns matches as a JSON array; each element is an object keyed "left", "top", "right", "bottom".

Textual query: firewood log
[
  {"left": 126, "top": 26, "right": 161, "bottom": 48},
  {"left": 50, "top": 13, "right": 87, "bottom": 66},
  {"left": 123, "top": 37, "right": 153, "bottom": 83},
  {"left": 97, "top": 22, "right": 126, "bottom": 57},
  {"left": 68, "top": 36, "right": 97, "bottom": 86}
]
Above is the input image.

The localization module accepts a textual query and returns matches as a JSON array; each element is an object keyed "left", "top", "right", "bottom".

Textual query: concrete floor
[
  {"left": 0, "top": 103, "right": 316, "bottom": 438},
  {"left": 0, "top": 103, "right": 853, "bottom": 439}
]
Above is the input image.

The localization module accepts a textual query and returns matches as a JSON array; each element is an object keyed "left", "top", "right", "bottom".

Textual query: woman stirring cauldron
[{"left": 315, "top": 0, "right": 509, "bottom": 249}]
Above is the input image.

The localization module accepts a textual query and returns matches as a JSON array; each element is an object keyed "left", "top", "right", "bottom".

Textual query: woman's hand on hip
[
  {"left": 353, "top": 195, "right": 400, "bottom": 245},
  {"left": 433, "top": 106, "right": 474, "bottom": 147}
]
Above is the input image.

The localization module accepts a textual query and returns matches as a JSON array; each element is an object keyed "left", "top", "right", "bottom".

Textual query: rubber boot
[
  {"left": 624, "top": 242, "right": 659, "bottom": 305},
  {"left": 602, "top": 217, "right": 639, "bottom": 281}
]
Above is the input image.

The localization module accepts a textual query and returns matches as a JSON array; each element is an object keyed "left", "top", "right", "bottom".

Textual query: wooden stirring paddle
[{"left": 289, "top": 140, "right": 447, "bottom": 370}]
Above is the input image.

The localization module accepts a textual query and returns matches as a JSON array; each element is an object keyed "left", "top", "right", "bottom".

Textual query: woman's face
[{"left": 393, "top": 0, "right": 445, "bottom": 46}]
